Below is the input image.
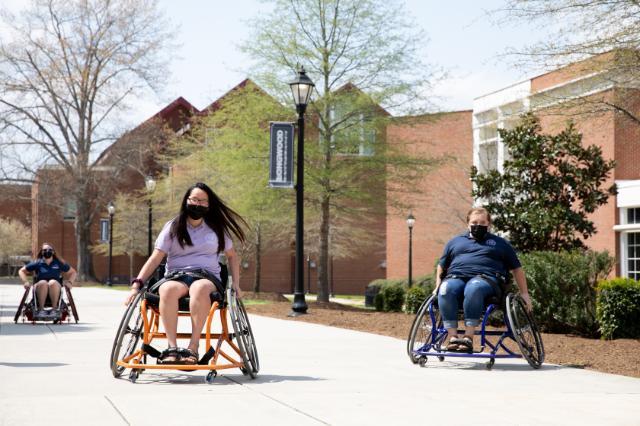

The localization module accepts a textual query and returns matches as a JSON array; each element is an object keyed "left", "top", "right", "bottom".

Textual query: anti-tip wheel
[{"left": 206, "top": 370, "right": 218, "bottom": 384}]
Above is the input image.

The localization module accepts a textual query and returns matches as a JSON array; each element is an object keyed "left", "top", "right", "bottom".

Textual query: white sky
[
  {"left": 2, "top": 0, "right": 551, "bottom": 126},
  {"left": 137, "top": 0, "right": 549, "bottom": 123}
]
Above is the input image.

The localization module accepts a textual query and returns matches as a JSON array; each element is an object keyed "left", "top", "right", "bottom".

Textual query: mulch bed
[{"left": 245, "top": 300, "right": 640, "bottom": 378}]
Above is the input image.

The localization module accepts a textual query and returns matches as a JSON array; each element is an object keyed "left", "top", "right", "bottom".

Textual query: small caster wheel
[
  {"left": 438, "top": 356, "right": 445, "bottom": 362},
  {"left": 240, "top": 367, "right": 248, "bottom": 376},
  {"left": 205, "top": 370, "right": 217, "bottom": 384},
  {"left": 486, "top": 359, "right": 495, "bottom": 370},
  {"left": 129, "top": 369, "right": 140, "bottom": 383},
  {"left": 418, "top": 357, "right": 428, "bottom": 367}
]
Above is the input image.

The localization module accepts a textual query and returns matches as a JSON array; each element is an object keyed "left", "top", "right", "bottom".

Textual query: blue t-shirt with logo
[
  {"left": 25, "top": 258, "right": 71, "bottom": 282},
  {"left": 438, "top": 232, "right": 521, "bottom": 279}
]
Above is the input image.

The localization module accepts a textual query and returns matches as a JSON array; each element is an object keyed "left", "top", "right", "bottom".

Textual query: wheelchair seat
[{"left": 143, "top": 291, "right": 224, "bottom": 311}]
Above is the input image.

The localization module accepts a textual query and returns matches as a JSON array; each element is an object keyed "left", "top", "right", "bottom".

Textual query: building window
[
  {"left": 627, "top": 207, "right": 640, "bottom": 225},
  {"left": 627, "top": 232, "right": 640, "bottom": 280},
  {"left": 330, "top": 106, "right": 376, "bottom": 157},
  {"left": 100, "top": 219, "right": 110, "bottom": 242},
  {"left": 63, "top": 198, "right": 76, "bottom": 221}
]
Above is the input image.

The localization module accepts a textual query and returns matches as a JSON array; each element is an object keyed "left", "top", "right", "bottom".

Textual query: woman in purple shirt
[{"left": 125, "top": 182, "right": 246, "bottom": 365}]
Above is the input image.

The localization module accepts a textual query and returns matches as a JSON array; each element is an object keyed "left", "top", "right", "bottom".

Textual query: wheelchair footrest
[{"left": 199, "top": 347, "right": 216, "bottom": 365}]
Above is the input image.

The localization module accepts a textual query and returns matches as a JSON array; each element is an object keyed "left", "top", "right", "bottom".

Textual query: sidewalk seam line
[
  {"left": 223, "top": 376, "right": 330, "bottom": 425},
  {"left": 104, "top": 395, "right": 131, "bottom": 425}
]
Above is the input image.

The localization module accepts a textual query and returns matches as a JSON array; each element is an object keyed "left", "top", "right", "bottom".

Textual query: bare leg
[
  {"left": 158, "top": 280, "right": 188, "bottom": 349},
  {"left": 34, "top": 281, "right": 48, "bottom": 310},
  {"left": 187, "top": 279, "right": 215, "bottom": 354},
  {"left": 48, "top": 280, "right": 61, "bottom": 307}
]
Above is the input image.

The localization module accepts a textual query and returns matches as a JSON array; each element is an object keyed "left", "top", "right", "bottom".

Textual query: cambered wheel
[
  {"left": 407, "top": 295, "right": 440, "bottom": 364},
  {"left": 64, "top": 286, "right": 79, "bottom": 323},
  {"left": 110, "top": 292, "right": 144, "bottom": 378},
  {"left": 227, "top": 289, "right": 259, "bottom": 378},
  {"left": 14, "top": 288, "right": 30, "bottom": 324},
  {"left": 506, "top": 293, "right": 545, "bottom": 369}
]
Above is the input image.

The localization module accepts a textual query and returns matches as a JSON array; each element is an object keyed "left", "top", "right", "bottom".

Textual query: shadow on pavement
[
  {"left": 417, "top": 360, "right": 560, "bottom": 373},
  {"left": 0, "top": 362, "right": 68, "bottom": 368},
  {"left": 112, "top": 372, "right": 324, "bottom": 386},
  {"left": 0, "top": 323, "right": 95, "bottom": 335}
]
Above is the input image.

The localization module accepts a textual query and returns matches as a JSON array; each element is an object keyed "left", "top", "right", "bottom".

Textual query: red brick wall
[
  {"left": 537, "top": 90, "right": 620, "bottom": 271},
  {"left": 386, "top": 111, "right": 473, "bottom": 280}
]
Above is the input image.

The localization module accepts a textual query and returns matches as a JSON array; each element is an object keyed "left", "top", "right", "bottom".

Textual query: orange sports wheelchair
[{"left": 109, "top": 264, "right": 259, "bottom": 383}]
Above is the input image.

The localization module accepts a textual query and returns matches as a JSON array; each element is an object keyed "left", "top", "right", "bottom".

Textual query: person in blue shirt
[
  {"left": 18, "top": 242, "right": 77, "bottom": 317},
  {"left": 434, "top": 207, "right": 531, "bottom": 353}
]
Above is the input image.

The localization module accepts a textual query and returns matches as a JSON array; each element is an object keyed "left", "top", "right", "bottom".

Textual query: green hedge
[
  {"left": 367, "top": 274, "right": 434, "bottom": 313},
  {"left": 596, "top": 278, "right": 640, "bottom": 339},
  {"left": 519, "top": 250, "right": 614, "bottom": 336}
]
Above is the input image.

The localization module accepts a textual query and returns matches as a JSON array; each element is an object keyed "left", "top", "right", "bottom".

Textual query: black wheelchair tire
[
  {"left": 65, "top": 286, "right": 79, "bottom": 323},
  {"left": 506, "top": 293, "right": 545, "bottom": 369},
  {"left": 110, "top": 292, "right": 144, "bottom": 378},
  {"left": 227, "top": 289, "right": 259, "bottom": 378},
  {"left": 14, "top": 288, "right": 30, "bottom": 323},
  {"left": 407, "top": 295, "right": 439, "bottom": 364}
]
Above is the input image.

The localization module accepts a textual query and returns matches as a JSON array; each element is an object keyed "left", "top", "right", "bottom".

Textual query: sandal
[
  {"left": 178, "top": 348, "right": 199, "bottom": 365},
  {"left": 158, "top": 347, "right": 180, "bottom": 364},
  {"left": 458, "top": 336, "right": 474, "bottom": 353},
  {"left": 445, "top": 336, "right": 462, "bottom": 352}
]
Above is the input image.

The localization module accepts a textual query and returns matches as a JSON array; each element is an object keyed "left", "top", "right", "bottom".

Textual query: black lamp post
[
  {"left": 289, "top": 66, "right": 315, "bottom": 316},
  {"left": 407, "top": 212, "right": 415, "bottom": 287},
  {"left": 145, "top": 175, "right": 156, "bottom": 258},
  {"left": 107, "top": 201, "right": 116, "bottom": 286}
]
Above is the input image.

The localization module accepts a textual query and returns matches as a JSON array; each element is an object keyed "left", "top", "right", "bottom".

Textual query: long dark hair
[
  {"left": 36, "top": 242, "right": 66, "bottom": 264},
  {"left": 170, "top": 182, "right": 247, "bottom": 251}
]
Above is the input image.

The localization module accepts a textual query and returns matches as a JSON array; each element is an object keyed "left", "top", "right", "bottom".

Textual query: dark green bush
[
  {"left": 368, "top": 273, "right": 435, "bottom": 313},
  {"left": 379, "top": 282, "right": 405, "bottom": 312},
  {"left": 596, "top": 278, "right": 640, "bottom": 339},
  {"left": 405, "top": 285, "right": 427, "bottom": 314},
  {"left": 519, "top": 250, "right": 614, "bottom": 336}
]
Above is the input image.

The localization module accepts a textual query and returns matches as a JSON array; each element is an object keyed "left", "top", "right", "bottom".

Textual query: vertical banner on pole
[{"left": 269, "top": 122, "right": 294, "bottom": 188}]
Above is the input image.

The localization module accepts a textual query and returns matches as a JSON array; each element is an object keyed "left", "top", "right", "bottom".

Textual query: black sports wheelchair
[
  {"left": 110, "top": 263, "right": 259, "bottom": 384},
  {"left": 407, "top": 273, "right": 544, "bottom": 370},
  {"left": 14, "top": 279, "right": 79, "bottom": 324}
]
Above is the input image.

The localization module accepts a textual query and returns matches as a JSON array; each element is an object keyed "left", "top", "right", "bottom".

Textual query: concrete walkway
[{"left": 1, "top": 284, "right": 639, "bottom": 426}]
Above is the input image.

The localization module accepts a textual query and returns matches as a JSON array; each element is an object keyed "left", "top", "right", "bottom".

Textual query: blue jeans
[{"left": 437, "top": 276, "right": 497, "bottom": 330}]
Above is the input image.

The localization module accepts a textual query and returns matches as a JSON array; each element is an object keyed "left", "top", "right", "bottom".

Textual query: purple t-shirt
[{"left": 155, "top": 220, "right": 233, "bottom": 279}]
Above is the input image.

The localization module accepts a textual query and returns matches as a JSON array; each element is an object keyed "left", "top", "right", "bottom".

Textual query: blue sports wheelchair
[{"left": 407, "top": 276, "right": 544, "bottom": 370}]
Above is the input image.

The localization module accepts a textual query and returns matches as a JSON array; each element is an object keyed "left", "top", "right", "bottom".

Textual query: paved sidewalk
[{"left": 1, "top": 284, "right": 639, "bottom": 426}]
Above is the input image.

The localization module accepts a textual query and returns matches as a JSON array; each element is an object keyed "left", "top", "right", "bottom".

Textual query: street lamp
[
  {"left": 289, "top": 65, "right": 315, "bottom": 316},
  {"left": 145, "top": 175, "right": 156, "bottom": 258},
  {"left": 407, "top": 212, "right": 415, "bottom": 288},
  {"left": 107, "top": 201, "right": 116, "bottom": 286}
]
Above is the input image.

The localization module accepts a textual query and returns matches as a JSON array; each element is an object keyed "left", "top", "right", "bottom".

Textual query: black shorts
[{"left": 152, "top": 269, "right": 224, "bottom": 294}]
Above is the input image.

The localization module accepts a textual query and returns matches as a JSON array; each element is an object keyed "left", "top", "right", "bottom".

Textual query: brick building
[
  {"left": 472, "top": 52, "right": 640, "bottom": 279},
  {"left": 22, "top": 51, "right": 638, "bottom": 291}
]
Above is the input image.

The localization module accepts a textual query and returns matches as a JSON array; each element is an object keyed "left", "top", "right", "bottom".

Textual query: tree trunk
[
  {"left": 74, "top": 185, "right": 95, "bottom": 282},
  {"left": 253, "top": 224, "right": 261, "bottom": 293},
  {"left": 317, "top": 195, "right": 330, "bottom": 302}
]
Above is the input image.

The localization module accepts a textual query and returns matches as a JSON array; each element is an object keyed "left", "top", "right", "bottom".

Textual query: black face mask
[
  {"left": 470, "top": 224, "right": 489, "bottom": 240},
  {"left": 42, "top": 249, "right": 54, "bottom": 259},
  {"left": 186, "top": 204, "right": 208, "bottom": 220}
]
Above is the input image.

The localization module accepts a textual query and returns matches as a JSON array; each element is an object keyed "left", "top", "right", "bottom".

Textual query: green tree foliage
[
  {"left": 92, "top": 192, "right": 149, "bottom": 280},
  {"left": 0, "top": 218, "right": 30, "bottom": 267},
  {"left": 159, "top": 83, "right": 295, "bottom": 292},
  {"left": 242, "top": 0, "right": 442, "bottom": 301},
  {"left": 471, "top": 114, "right": 616, "bottom": 252}
]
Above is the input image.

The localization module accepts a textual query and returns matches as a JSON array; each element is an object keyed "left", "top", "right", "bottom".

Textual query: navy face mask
[{"left": 469, "top": 224, "right": 488, "bottom": 240}]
